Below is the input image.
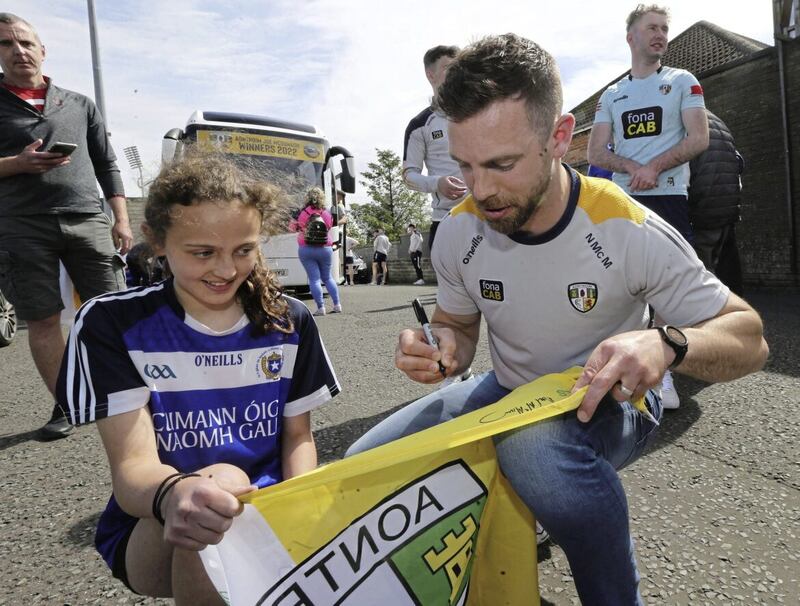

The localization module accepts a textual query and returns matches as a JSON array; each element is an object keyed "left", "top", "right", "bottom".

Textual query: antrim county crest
[
  {"left": 568, "top": 282, "right": 598, "bottom": 313},
  {"left": 256, "top": 462, "right": 486, "bottom": 605},
  {"left": 256, "top": 350, "right": 283, "bottom": 380}
]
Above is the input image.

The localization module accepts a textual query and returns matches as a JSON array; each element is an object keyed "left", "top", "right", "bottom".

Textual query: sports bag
[{"left": 303, "top": 210, "right": 329, "bottom": 246}]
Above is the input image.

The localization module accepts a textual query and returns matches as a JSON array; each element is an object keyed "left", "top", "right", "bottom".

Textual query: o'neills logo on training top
[
  {"left": 256, "top": 461, "right": 486, "bottom": 606},
  {"left": 462, "top": 235, "right": 484, "bottom": 264}
]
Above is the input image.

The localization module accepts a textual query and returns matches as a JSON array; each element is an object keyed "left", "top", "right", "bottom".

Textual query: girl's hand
[{"left": 162, "top": 471, "right": 255, "bottom": 551}]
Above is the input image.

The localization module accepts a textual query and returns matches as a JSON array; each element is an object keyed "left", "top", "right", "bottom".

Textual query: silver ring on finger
[{"left": 617, "top": 382, "right": 634, "bottom": 398}]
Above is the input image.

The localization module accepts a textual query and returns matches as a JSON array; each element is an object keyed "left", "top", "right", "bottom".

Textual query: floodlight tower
[{"left": 123, "top": 146, "right": 145, "bottom": 198}]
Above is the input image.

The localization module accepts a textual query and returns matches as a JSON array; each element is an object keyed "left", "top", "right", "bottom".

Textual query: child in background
[{"left": 56, "top": 155, "right": 339, "bottom": 604}]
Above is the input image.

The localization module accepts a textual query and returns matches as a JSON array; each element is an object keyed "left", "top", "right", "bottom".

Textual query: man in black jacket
[
  {"left": 0, "top": 13, "right": 132, "bottom": 439},
  {"left": 688, "top": 110, "right": 744, "bottom": 295}
]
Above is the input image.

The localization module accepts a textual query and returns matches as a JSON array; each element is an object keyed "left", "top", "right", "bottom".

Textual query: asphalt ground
[{"left": 0, "top": 285, "right": 797, "bottom": 605}]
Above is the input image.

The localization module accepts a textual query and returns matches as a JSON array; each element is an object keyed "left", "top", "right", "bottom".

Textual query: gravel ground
[{"left": 0, "top": 285, "right": 797, "bottom": 605}]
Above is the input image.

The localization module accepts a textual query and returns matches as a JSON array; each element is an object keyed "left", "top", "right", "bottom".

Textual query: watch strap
[{"left": 657, "top": 325, "right": 687, "bottom": 369}]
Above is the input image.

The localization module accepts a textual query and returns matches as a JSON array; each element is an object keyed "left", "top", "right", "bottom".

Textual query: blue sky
[{"left": 4, "top": 0, "right": 774, "bottom": 199}]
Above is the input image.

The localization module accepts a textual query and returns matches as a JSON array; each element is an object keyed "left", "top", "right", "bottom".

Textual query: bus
[{"left": 161, "top": 110, "right": 356, "bottom": 290}]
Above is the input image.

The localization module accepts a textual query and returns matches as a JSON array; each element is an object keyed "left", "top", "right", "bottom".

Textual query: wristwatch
[{"left": 655, "top": 325, "right": 688, "bottom": 369}]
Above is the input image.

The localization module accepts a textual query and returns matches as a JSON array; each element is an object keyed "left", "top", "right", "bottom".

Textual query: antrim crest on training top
[{"left": 568, "top": 282, "right": 598, "bottom": 313}]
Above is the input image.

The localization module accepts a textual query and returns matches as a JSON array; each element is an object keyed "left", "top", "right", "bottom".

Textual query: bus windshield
[{"left": 189, "top": 127, "right": 328, "bottom": 209}]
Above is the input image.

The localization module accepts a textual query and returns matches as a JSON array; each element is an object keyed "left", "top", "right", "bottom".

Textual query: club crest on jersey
[
  {"left": 659, "top": 84, "right": 671, "bottom": 95},
  {"left": 432, "top": 129, "right": 444, "bottom": 140},
  {"left": 568, "top": 283, "right": 598, "bottom": 313},
  {"left": 256, "top": 350, "right": 283, "bottom": 381}
]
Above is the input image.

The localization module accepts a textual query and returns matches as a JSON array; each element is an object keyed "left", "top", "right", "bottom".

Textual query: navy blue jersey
[{"left": 56, "top": 279, "right": 339, "bottom": 568}]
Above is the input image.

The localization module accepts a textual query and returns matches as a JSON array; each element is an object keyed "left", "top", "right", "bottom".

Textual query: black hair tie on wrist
[
  {"left": 152, "top": 472, "right": 201, "bottom": 525},
  {"left": 152, "top": 472, "right": 183, "bottom": 525}
]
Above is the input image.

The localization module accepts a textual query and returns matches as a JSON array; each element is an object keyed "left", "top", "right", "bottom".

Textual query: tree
[{"left": 350, "top": 148, "right": 430, "bottom": 242}]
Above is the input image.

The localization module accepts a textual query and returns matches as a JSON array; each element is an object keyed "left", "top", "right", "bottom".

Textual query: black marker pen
[{"left": 412, "top": 298, "right": 447, "bottom": 377}]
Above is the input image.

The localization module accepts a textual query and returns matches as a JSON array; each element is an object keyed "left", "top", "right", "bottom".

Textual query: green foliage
[{"left": 351, "top": 149, "right": 430, "bottom": 241}]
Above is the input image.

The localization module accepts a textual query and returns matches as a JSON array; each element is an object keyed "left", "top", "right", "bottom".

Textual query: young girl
[
  {"left": 291, "top": 187, "right": 342, "bottom": 316},
  {"left": 56, "top": 155, "right": 340, "bottom": 604}
]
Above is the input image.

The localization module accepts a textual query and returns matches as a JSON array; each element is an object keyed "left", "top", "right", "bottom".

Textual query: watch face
[{"left": 665, "top": 326, "right": 688, "bottom": 346}]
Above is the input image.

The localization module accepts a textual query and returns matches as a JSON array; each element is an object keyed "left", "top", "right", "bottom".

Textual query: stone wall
[{"left": 354, "top": 231, "right": 439, "bottom": 285}]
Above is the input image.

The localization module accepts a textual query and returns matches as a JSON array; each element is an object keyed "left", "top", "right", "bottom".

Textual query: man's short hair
[
  {"left": 437, "top": 33, "right": 562, "bottom": 139},
  {"left": 626, "top": 4, "right": 670, "bottom": 31},
  {"left": 0, "top": 13, "right": 34, "bottom": 29},
  {"left": 0, "top": 13, "right": 40, "bottom": 43},
  {"left": 423, "top": 45, "right": 459, "bottom": 69}
]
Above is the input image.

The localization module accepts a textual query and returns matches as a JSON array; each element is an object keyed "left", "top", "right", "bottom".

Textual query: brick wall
[
  {"left": 700, "top": 49, "right": 798, "bottom": 285},
  {"left": 565, "top": 130, "right": 590, "bottom": 173}
]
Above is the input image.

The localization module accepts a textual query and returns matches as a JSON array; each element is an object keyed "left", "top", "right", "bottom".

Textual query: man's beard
[{"left": 477, "top": 168, "right": 553, "bottom": 235}]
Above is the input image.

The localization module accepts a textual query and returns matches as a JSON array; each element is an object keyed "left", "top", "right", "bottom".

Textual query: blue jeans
[
  {"left": 347, "top": 371, "right": 663, "bottom": 605},
  {"left": 298, "top": 245, "right": 340, "bottom": 309}
]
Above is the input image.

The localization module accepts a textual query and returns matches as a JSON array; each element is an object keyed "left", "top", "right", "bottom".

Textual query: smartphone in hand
[{"left": 47, "top": 142, "right": 78, "bottom": 156}]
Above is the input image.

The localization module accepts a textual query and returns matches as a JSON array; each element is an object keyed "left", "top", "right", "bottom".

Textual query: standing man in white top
[
  {"left": 371, "top": 228, "right": 391, "bottom": 285},
  {"left": 587, "top": 4, "right": 709, "bottom": 409},
  {"left": 407, "top": 223, "right": 424, "bottom": 285},
  {"left": 403, "top": 45, "right": 468, "bottom": 252}
]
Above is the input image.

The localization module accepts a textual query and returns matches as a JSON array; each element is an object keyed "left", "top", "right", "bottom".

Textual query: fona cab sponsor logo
[{"left": 255, "top": 350, "right": 283, "bottom": 381}]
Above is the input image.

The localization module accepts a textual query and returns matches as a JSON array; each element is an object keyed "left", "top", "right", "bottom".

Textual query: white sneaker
[
  {"left": 313, "top": 307, "right": 326, "bottom": 317},
  {"left": 413, "top": 279, "right": 425, "bottom": 285},
  {"left": 660, "top": 369, "right": 680, "bottom": 409},
  {"left": 536, "top": 521, "right": 550, "bottom": 546},
  {"left": 331, "top": 304, "right": 343, "bottom": 313}
]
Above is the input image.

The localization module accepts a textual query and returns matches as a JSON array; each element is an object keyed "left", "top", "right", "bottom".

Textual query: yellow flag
[{"left": 200, "top": 367, "right": 626, "bottom": 605}]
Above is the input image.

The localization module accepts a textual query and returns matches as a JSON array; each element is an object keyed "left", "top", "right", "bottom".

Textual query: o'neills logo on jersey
[
  {"left": 622, "top": 106, "right": 662, "bottom": 139},
  {"left": 568, "top": 282, "right": 598, "bottom": 313},
  {"left": 256, "top": 461, "right": 486, "bottom": 606},
  {"left": 255, "top": 350, "right": 283, "bottom": 381},
  {"left": 194, "top": 353, "right": 244, "bottom": 367},
  {"left": 462, "top": 235, "right": 484, "bottom": 264}
]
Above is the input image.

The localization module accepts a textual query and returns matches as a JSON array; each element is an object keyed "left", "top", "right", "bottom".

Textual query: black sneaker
[{"left": 39, "top": 408, "right": 75, "bottom": 441}]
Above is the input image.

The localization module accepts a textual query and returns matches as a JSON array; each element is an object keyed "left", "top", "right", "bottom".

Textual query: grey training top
[{"left": 0, "top": 76, "right": 125, "bottom": 217}]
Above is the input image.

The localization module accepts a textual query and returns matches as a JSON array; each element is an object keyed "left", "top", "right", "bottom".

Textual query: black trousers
[{"left": 410, "top": 251, "right": 423, "bottom": 280}]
